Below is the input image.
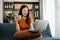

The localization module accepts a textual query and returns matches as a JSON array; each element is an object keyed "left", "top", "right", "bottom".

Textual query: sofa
[
  {"left": 0, "top": 23, "right": 16, "bottom": 40},
  {"left": 0, "top": 23, "right": 60, "bottom": 40}
]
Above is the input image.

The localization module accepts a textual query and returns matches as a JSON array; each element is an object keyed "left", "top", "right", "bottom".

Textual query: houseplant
[{"left": 7, "top": 12, "right": 15, "bottom": 23}]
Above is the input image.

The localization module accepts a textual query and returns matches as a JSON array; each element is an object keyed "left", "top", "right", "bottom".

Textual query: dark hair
[{"left": 18, "top": 5, "right": 30, "bottom": 25}]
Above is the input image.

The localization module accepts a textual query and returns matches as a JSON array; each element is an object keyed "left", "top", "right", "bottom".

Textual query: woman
[{"left": 14, "top": 5, "right": 42, "bottom": 40}]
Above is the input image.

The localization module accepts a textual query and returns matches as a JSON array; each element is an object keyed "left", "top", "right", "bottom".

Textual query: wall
[
  {"left": 0, "top": 0, "right": 3, "bottom": 23},
  {"left": 4, "top": 0, "right": 39, "bottom": 2},
  {"left": 4, "top": 0, "right": 13, "bottom": 2},
  {"left": 55, "top": 0, "right": 60, "bottom": 39},
  {"left": 14, "top": 0, "right": 39, "bottom": 2}
]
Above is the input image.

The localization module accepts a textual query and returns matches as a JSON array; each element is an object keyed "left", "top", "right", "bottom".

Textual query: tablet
[{"left": 33, "top": 20, "right": 48, "bottom": 32}]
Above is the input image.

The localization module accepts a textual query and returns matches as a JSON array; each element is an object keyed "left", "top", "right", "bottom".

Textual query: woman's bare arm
[
  {"left": 29, "top": 22, "right": 34, "bottom": 31},
  {"left": 15, "top": 16, "right": 20, "bottom": 32},
  {"left": 16, "top": 22, "right": 20, "bottom": 32}
]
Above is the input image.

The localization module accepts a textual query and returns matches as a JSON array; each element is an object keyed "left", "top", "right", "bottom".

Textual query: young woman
[{"left": 14, "top": 5, "right": 42, "bottom": 40}]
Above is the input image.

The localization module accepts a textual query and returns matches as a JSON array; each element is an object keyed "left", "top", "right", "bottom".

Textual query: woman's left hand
[{"left": 38, "top": 29, "right": 42, "bottom": 33}]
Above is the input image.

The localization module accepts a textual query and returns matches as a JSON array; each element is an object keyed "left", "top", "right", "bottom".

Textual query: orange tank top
[{"left": 18, "top": 18, "right": 32, "bottom": 30}]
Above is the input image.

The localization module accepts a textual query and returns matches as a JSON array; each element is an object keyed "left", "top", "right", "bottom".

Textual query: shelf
[
  {"left": 4, "top": 2, "right": 14, "bottom": 11},
  {"left": 3, "top": 1, "right": 40, "bottom": 23},
  {"left": 14, "top": 2, "right": 39, "bottom": 4},
  {"left": 4, "top": 2, "right": 14, "bottom": 4},
  {"left": 4, "top": 1, "right": 39, "bottom": 4},
  {"left": 35, "top": 17, "right": 39, "bottom": 19},
  {"left": 4, "top": 8, "right": 13, "bottom": 11},
  {"left": 4, "top": 0, "right": 14, "bottom": 2},
  {"left": 14, "top": 9, "right": 33, "bottom": 11}
]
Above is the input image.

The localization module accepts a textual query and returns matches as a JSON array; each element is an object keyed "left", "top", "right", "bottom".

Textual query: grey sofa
[
  {"left": 0, "top": 23, "right": 60, "bottom": 40},
  {"left": 0, "top": 23, "right": 16, "bottom": 40},
  {"left": 42, "top": 24, "right": 60, "bottom": 40}
]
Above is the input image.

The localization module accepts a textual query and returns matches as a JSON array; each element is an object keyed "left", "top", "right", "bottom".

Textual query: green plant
[
  {"left": 32, "top": 4, "right": 35, "bottom": 20},
  {"left": 7, "top": 12, "right": 14, "bottom": 19},
  {"left": 32, "top": 4, "right": 35, "bottom": 14},
  {"left": 7, "top": 12, "right": 15, "bottom": 23}
]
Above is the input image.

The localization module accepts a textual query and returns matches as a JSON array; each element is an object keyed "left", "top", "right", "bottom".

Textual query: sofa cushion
[
  {"left": 42, "top": 37, "right": 60, "bottom": 40},
  {"left": 0, "top": 38, "right": 14, "bottom": 40},
  {"left": 42, "top": 24, "right": 51, "bottom": 37},
  {"left": 33, "top": 21, "right": 51, "bottom": 36}
]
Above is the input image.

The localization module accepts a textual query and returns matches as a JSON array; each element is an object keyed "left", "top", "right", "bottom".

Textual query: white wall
[
  {"left": 14, "top": 0, "right": 39, "bottom": 2},
  {"left": 55, "top": 0, "right": 60, "bottom": 39},
  {"left": 4, "top": 0, "right": 39, "bottom": 2},
  {"left": 42, "top": 0, "right": 55, "bottom": 37},
  {"left": 4, "top": 0, "right": 13, "bottom": 2},
  {"left": 0, "top": 0, "right": 3, "bottom": 23}
]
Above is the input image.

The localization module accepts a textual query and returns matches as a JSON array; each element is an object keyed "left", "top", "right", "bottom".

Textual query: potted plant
[{"left": 7, "top": 12, "right": 15, "bottom": 23}]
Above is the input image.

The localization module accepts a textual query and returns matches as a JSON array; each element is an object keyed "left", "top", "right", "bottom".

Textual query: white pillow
[{"left": 33, "top": 20, "right": 48, "bottom": 31}]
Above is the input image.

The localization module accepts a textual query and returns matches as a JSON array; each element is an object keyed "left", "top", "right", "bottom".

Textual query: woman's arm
[
  {"left": 29, "top": 22, "right": 34, "bottom": 31},
  {"left": 28, "top": 17, "right": 42, "bottom": 33},
  {"left": 15, "top": 16, "right": 20, "bottom": 32},
  {"left": 16, "top": 22, "right": 20, "bottom": 32}
]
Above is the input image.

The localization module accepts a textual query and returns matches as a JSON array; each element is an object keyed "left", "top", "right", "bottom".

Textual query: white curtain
[
  {"left": 0, "top": 0, "right": 3, "bottom": 23},
  {"left": 55, "top": 0, "right": 60, "bottom": 39},
  {"left": 42, "top": 0, "right": 55, "bottom": 37}
]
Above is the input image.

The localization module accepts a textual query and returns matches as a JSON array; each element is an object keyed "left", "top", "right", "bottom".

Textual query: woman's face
[{"left": 22, "top": 7, "right": 28, "bottom": 17}]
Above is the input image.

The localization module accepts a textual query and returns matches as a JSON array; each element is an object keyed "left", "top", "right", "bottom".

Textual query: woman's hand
[{"left": 38, "top": 29, "right": 42, "bottom": 33}]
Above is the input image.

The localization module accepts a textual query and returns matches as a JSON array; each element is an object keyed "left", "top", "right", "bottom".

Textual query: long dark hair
[{"left": 18, "top": 5, "right": 30, "bottom": 25}]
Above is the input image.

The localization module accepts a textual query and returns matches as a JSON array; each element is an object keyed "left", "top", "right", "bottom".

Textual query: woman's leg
[
  {"left": 14, "top": 30, "right": 41, "bottom": 40},
  {"left": 30, "top": 35, "right": 42, "bottom": 40},
  {"left": 28, "top": 34, "right": 42, "bottom": 40}
]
